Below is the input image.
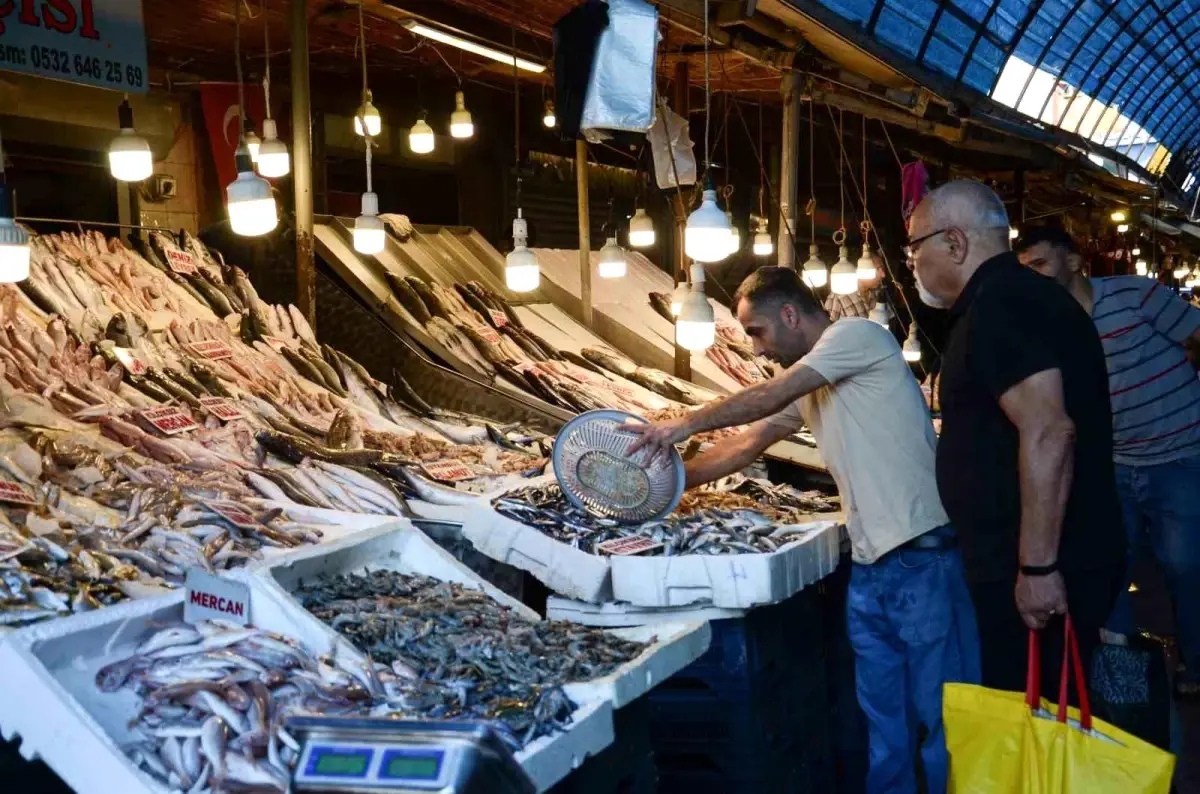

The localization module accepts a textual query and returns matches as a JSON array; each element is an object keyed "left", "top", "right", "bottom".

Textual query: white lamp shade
[
  {"left": 0, "top": 218, "right": 30, "bottom": 283},
  {"left": 676, "top": 290, "right": 716, "bottom": 352},
  {"left": 256, "top": 119, "right": 290, "bottom": 178},
  {"left": 670, "top": 282, "right": 688, "bottom": 316},
  {"left": 830, "top": 246, "right": 858, "bottom": 295},
  {"left": 869, "top": 302, "right": 890, "bottom": 327},
  {"left": 506, "top": 247, "right": 540, "bottom": 292},
  {"left": 1111, "top": 210, "right": 1127, "bottom": 222},
  {"left": 685, "top": 190, "right": 732, "bottom": 262},
  {"left": 902, "top": 324, "right": 922, "bottom": 362},
  {"left": 108, "top": 129, "right": 153, "bottom": 182},
  {"left": 409, "top": 118, "right": 435, "bottom": 154},
  {"left": 1131, "top": 247, "right": 1141, "bottom": 256},
  {"left": 598, "top": 237, "right": 626, "bottom": 279},
  {"left": 450, "top": 91, "right": 474, "bottom": 139},
  {"left": 802, "top": 245, "right": 828, "bottom": 289},
  {"left": 1135, "top": 259, "right": 1148, "bottom": 275},
  {"left": 226, "top": 170, "right": 278, "bottom": 236},
  {"left": 856, "top": 245, "right": 877, "bottom": 280},
  {"left": 1009, "top": 227, "right": 1019, "bottom": 240},
  {"left": 355, "top": 97, "right": 382, "bottom": 137},
  {"left": 752, "top": 231, "right": 773, "bottom": 256},
  {"left": 244, "top": 131, "right": 261, "bottom": 163},
  {"left": 1174, "top": 265, "right": 1190, "bottom": 279},
  {"left": 543, "top": 101, "right": 556, "bottom": 128},
  {"left": 629, "top": 208, "right": 655, "bottom": 248},
  {"left": 725, "top": 213, "right": 740, "bottom": 255},
  {"left": 353, "top": 192, "right": 386, "bottom": 254},
  {"left": 1117, "top": 223, "right": 1130, "bottom": 234}
]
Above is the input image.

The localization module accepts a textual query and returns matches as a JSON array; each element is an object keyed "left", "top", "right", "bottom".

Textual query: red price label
[
  {"left": 209, "top": 501, "right": 260, "bottom": 530},
  {"left": 141, "top": 406, "right": 199, "bottom": 436},
  {"left": 165, "top": 248, "right": 198, "bottom": 276},
  {"left": 199, "top": 397, "right": 245, "bottom": 422},
  {"left": 421, "top": 459, "right": 476, "bottom": 482},
  {"left": 114, "top": 347, "right": 147, "bottom": 376},
  {"left": 475, "top": 326, "right": 502, "bottom": 346},
  {"left": 489, "top": 309, "right": 509, "bottom": 328},
  {"left": 0, "top": 479, "right": 36, "bottom": 506},
  {"left": 189, "top": 341, "right": 233, "bottom": 360},
  {"left": 607, "top": 380, "right": 636, "bottom": 399},
  {"left": 596, "top": 536, "right": 663, "bottom": 556}
]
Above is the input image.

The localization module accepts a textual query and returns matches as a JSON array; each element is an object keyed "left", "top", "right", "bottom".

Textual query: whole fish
[
  {"left": 384, "top": 272, "right": 432, "bottom": 324},
  {"left": 648, "top": 291, "right": 675, "bottom": 323},
  {"left": 403, "top": 277, "right": 445, "bottom": 320},
  {"left": 298, "top": 348, "right": 347, "bottom": 397},
  {"left": 580, "top": 347, "right": 637, "bottom": 378}
]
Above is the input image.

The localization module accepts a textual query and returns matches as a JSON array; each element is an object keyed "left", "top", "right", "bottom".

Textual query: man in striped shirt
[{"left": 1018, "top": 226, "right": 1200, "bottom": 694}]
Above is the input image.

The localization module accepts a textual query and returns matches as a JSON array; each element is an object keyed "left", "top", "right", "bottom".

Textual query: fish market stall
[{"left": 463, "top": 476, "right": 844, "bottom": 609}]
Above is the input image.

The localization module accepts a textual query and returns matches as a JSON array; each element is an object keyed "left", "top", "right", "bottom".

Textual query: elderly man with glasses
[{"left": 907, "top": 180, "right": 1126, "bottom": 697}]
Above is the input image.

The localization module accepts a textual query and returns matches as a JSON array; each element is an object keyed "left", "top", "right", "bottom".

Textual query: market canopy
[{"left": 794, "top": 0, "right": 1200, "bottom": 197}]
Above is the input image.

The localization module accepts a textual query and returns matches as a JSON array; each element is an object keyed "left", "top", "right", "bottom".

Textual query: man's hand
[
  {"left": 620, "top": 418, "right": 691, "bottom": 467},
  {"left": 1015, "top": 571, "right": 1068, "bottom": 630}
]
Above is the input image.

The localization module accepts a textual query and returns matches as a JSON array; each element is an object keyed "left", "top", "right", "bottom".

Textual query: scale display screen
[
  {"left": 307, "top": 747, "right": 373, "bottom": 777},
  {"left": 381, "top": 749, "right": 444, "bottom": 780}
]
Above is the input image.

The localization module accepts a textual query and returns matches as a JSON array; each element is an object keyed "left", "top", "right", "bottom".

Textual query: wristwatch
[{"left": 1020, "top": 561, "right": 1059, "bottom": 576}]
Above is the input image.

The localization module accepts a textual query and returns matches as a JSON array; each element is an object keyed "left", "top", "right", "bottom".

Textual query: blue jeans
[
  {"left": 847, "top": 527, "right": 981, "bottom": 794},
  {"left": 1108, "top": 455, "right": 1200, "bottom": 683}
]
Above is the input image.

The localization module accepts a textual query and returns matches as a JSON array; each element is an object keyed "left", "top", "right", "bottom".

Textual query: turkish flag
[{"left": 199, "top": 83, "right": 267, "bottom": 189}]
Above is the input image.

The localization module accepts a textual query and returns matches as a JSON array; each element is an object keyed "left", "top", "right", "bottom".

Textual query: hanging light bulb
[
  {"left": 355, "top": 90, "right": 382, "bottom": 137},
  {"left": 226, "top": 142, "right": 278, "bottom": 236},
  {"left": 450, "top": 90, "right": 474, "bottom": 139},
  {"left": 1009, "top": 227, "right": 1019, "bottom": 240},
  {"left": 1135, "top": 258, "right": 1148, "bottom": 276},
  {"left": 1117, "top": 223, "right": 1130, "bottom": 234},
  {"left": 628, "top": 208, "right": 655, "bottom": 248},
  {"left": 868, "top": 301, "right": 891, "bottom": 327},
  {"left": 856, "top": 242, "right": 877, "bottom": 281},
  {"left": 108, "top": 99, "right": 153, "bottom": 182},
  {"left": 598, "top": 236, "right": 626, "bottom": 279},
  {"left": 830, "top": 246, "right": 857, "bottom": 295},
  {"left": 724, "top": 212, "right": 741, "bottom": 256},
  {"left": 802, "top": 245, "right": 828, "bottom": 289},
  {"left": 752, "top": 218, "right": 773, "bottom": 256},
  {"left": 669, "top": 281, "right": 689, "bottom": 316},
  {"left": 685, "top": 187, "right": 732, "bottom": 262},
  {"left": 506, "top": 209, "right": 539, "bottom": 292},
  {"left": 353, "top": 191, "right": 385, "bottom": 254},
  {"left": 243, "top": 120, "right": 261, "bottom": 164},
  {"left": 256, "top": 118, "right": 290, "bottom": 178},
  {"left": 543, "top": 101, "right": 556, "bottom": 128},
  {"left": 409, "top": 112, "right": 435, "bottom": 154},
  {"left": 1131, "top": 247, "right": 1141, "bottom": 256},
  {"left": 1173, "top": 262, "right": 1190, "bottom": 279},
  {"left": 902, "top": 323, "right": 922, "bottom": 363},
  {"left": 676, "top": 264, "right": 715, "bottom": 352},
  {"left": 0, "top": 143, "right": 30, "bottom": 284},
  {"left": 1111, "top": 209, "right": 1127, "bottom": 222}
]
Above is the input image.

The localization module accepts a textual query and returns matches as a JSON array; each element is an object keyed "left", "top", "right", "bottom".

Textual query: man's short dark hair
[
  {"left": 733, "top": 267, "right": 824, "bottom": 315},
  {"left": 1015, "top": 226, "right": 1080, "bottom": 256}
]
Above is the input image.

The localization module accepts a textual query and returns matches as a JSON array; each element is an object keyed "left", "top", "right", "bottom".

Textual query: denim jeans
[
  {"left": 846, "top": 526, "right": 981, "bottom": 794},
  {"left": 1108, "top": 454, "right": 1200, "bottom": 683}
]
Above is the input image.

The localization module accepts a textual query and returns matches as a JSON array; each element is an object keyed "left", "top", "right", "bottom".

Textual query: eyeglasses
[{"left": 905, "top": 227, "right": 949, "bottom": 258}]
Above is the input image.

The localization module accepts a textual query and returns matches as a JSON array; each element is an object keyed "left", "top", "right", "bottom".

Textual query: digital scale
[{"left": 286, "top": 716, "right": 534, "bottom": 794}]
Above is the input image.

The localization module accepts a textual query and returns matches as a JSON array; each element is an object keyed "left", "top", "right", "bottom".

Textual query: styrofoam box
[
  {"left": 255, "top": 523, "right": 711, "bottom": 710},
  {"left": 547, "top": 596, "right": 747, "bottom": 627},
  {"left": 461, "top": 495, "right": 613, "bottom": 603},
  {"left": 0, "top": 569, "right": 613, "bottom": 794},
  {"left": 609, "top": 520, "right": 845, "bottom": 609}
]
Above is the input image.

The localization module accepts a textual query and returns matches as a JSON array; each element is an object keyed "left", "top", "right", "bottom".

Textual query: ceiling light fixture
[
  {"left": 856, "top": 123, "right": 877, "bottom": 281},
  {"left": 684, "top": 0, "right": 731, "bottom": 264},
  {"left": 1111, "top": 210, "right": 1127, "bottom": 222},
  {"left": 449, "top": 90, "right": 474, "bottom": 139},
  {"left": 902, "top": 323, "right": 922, "bottom": 363},
  {"left": 830, "top": 109, "right": 856, "bottom": 295},
  {"left": 504, "top": 11, "right": 538, "bottom": 294},
  {"left": 629, "top": 207, "right": 655, "bottom": 248},
  {"left": 598, "top": 236, "right": 626, "bottom": 279},
  {"left": 226, "top": 0, "right": 276, "bottom": 237},
  {"left": 753, "top": 216, "right": 773, "bottom": 256},
  {"left": 543, "top": 100, "right": 556, "bottom": 128},
  {"left": 403, "top": 20, "right": 546, "bottom": 73},
  {"left": 676, "top": 263, "right": 715, "bottom": 352},
  {"left": 255, "top": 1, "right": 290, "bottom": 178},
  {"left": 801, "top": 100, "right": 826, "bottom": 288},
  {"left": 1117, "top": 223, "right": 1129, "bottom": 234},
  {"left": 108, "top": 98, "right": 152, "bottom": 182},
  {"left": 0, "top": 132, "right": 30, "bottom": 283},
  {"left": 409, "top": 112, "right": 435, "bottom": 154}
]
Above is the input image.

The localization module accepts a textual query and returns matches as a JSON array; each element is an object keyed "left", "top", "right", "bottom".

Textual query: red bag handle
[{"left": 1025, "top": 616, "right": 1092, "bottom": 731}]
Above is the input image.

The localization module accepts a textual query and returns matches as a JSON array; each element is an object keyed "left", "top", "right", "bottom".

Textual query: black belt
[{"left": 901, "top": 530, "right": 957, "bottom": 551}]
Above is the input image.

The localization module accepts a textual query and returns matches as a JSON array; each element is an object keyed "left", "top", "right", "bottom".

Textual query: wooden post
[
  {"left": 576, "top": 138, "right": 593, "bottom": 328},
  {"left": 291, "top": 0, "right": 315, "bottom": 332},
  {"left": 777, "top": 71, "right": 800, "bottom": 268},
  {"left": 672, "top": 59, "right": 692, "bottom": 381}
]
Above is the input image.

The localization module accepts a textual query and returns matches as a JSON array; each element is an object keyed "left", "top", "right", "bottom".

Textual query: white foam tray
[
  {"left": 547, "top": 596, "right": 748, "bottom": 627},
  {"left": 461, "top": 496, "right": 613, "bottom": 603},
  {"left": 255, "top": 523, "right": 711, "bottom": 710},
  {"left": 0, "top": 567, "right": 614, "bottom": 793}
]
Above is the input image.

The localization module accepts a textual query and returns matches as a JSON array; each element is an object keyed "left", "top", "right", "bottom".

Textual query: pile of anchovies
[
  {"left": 493, "top": 481, "right": 839, "bottom": 555},
  {"left": 295, "top": 571, "right": 647, "bottom": 746}
]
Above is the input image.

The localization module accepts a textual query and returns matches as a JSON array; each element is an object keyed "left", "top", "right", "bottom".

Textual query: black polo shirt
[{"left": 936, "top": 253, "right": 1126, "bottom": 583}]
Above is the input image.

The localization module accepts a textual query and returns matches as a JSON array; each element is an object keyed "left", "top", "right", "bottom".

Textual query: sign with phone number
[{"left": 0, "top": 1, "right": 148, "bottom": 94}]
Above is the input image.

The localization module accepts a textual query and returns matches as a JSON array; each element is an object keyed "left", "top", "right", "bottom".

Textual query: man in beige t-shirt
[{"left": 624, "top": 267, "right": 979, "bottom": 794}]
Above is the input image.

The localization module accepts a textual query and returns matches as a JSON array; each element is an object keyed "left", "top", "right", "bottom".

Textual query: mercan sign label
[{"left": 0, "top": 1, "right": 148, "bottom": 93}]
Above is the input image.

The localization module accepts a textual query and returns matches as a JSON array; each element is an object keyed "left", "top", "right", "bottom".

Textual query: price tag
[
  {"left": 165, "top": 248, "right": 198, "bottom": 276},
  {"left": 184, "top": 569, "right": 250, "bottom": 626},
  {"left": 608, "top": 381, "right": 636, "bottom": 399},
  {"left": 141, "top": 406, "right": 199, "bottom": 435},
  {"left": 199, "top": 397, "right": 245, "bottom": 422},
  {"left": 489, "top": 309, "right": 509, "bottom": 328},
  {"left": 113, "top": 346, "right": 147, "bottom": 376},
  {"left": 260, "top": 335, "right": 288, "bottom": 352},
  {"left": 209, "top": 501, "right": 261, "bottom": 530},
  {"left": 420, "top": 459, "right": 476, "bottom": 482},
  {"left": 189, "top": 340, "right": 233, "bottom": 360},
  {"left": 596, "top": 536, "right": 664, "bottom": 556},
  {"left": 0, "top": 479, "right": 37, "bottom": 506},
  {"left": 474, "top": 326, "right": 502, "bottom": 346}
]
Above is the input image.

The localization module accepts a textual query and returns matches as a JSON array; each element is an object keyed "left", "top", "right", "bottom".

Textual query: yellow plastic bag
[{"left": 944, "top": 618, "right": 1175, "bottom": 793}]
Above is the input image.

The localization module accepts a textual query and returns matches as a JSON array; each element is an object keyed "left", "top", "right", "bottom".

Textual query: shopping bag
[
  {"left": 943, "top": 616, "right": 1175, "bottom": 793},
  {"left": 1090, "top": 635, "right": 1172, "bottom": 750}
]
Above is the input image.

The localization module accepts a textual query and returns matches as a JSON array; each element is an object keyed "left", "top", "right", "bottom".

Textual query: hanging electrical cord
[
  {"left": 351, "top": 1, "right": 383, "bottom": 254},
  {"left": 225, "top": 0, "right": 277, "bottom": 236},
  {"left": 504, "top": 0, "right": 538, "bottom": 292},
  {"left": 255, "top": 0, "right": 289, "bottom": 177},
  {"left": 857, "top": 113, "right": 876, "bottom": 281},
  {"left": 354, "top": 3, "right": 381, "bottom": 138}
]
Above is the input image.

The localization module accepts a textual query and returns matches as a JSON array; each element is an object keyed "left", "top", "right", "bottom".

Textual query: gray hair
[{"left": 920, "top": 180, "right": 1010, "bottom": 235}]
